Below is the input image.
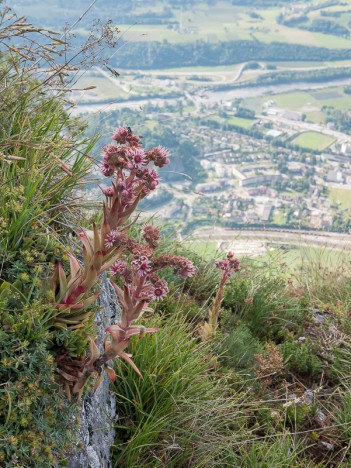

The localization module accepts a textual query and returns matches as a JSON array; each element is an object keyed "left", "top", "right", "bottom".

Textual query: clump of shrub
[
  {"left": 236, "top": 436, "right": 305, "bottom": 467},
  {"left": 0, "top": 292, "right": 77, "bottom": 466},
  {"left": 255, "top": 343, "right": 285, "bottom": 385},
  {"left": 223, "top": 268, "right": 305, "bottom": 340},
  {"left": 335, "top": 391, "right": 351, "bottom": 443},
  {"left": 221, "top": 323, "right": 262, "bottom": 371},
  {"left": 285, "top": 403, "right": 312, "bottom": 431},
  {"left": 155, "top": 287, "right": 206, "bottom": 323},
  {"left": 281, "top": 339, "right": 323, "bottom": 378}
]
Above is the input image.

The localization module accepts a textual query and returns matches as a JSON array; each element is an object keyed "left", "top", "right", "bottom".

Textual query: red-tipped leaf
[{"left": 118, "top": 351, "right": 143, "bottom": 379}]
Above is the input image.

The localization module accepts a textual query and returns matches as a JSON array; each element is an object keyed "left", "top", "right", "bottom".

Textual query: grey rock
[
  {"left": 312, "top": 313, "right": 325, "bottom": 324},
  {"left": 320, "top": 441, "right": 334, "bottom": 451},
  {"left": 315, "top": 411, "right": 327, "bottom": 426},
  {"left": 303, "top": 390, "right": 314, "bottom": 407},
  {"left": 67, "top": 274, "right": 121, "bottom": 468}
]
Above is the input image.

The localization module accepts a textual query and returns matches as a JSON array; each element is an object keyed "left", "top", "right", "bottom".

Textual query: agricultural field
[
  {"left": 19, "top": 0, "right": 351, "bottom": 50},
  {"left": 291, "top": 131, "right": 336, "bottom": 151},
  {"left": 73, "top": 75, "right": 129, "bottom": 101},
  {"left": 112, "top": 0, "right": 351, "bottom": 48},
  {"left": 243, "top": 86, "right": 351, "bottom": 123}
]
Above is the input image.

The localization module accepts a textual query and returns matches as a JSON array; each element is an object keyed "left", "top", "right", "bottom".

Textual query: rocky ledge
[{"left": 68, "top": 274, "right": 120, "bottom": 468}]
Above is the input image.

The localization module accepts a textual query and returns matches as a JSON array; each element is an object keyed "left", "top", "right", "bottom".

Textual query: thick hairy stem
[
  {"left": 133, "top": 276, "right": 146, "bottom": 301},
  {"left": 210, "top": 276, "right": 227, "bottom": 327}
]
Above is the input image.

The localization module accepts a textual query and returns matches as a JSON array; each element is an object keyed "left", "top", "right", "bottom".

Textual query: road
[
  {"left": 73, "top": 76, "right": 351, "bottom": 116},
  {"left": 192, "top": 226, "right": 351, "bottom": 251}
]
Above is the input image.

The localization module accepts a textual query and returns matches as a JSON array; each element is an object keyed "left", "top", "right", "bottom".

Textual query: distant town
[{"left": 73, "top": 61, "right": 351, "bottom": 244}]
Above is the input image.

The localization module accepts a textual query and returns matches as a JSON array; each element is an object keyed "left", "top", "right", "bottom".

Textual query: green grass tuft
[{"left": 113, "top": 313, "right": 248, "bottom": 467}]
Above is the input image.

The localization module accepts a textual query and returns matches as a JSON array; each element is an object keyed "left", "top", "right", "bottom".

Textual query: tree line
[{"left": 109, "top": 39, "right": 351, "bottom": 69}]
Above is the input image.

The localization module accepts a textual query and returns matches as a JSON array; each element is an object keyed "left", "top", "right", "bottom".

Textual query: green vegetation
[
  {"left": 20, "top": 0, "right": 351, "bottom": 49},
  {"left": 325, "top": 106, "right": 351, "bottom": 134},
  {"left": 113, "top": 243, "right": 351, "bottom": 466},
  {"left": 0, "top": 8, "right": 121, "bottom": 465},
  {"left": 184, "top": 241, "right": 219, "bottom": 258},
  {"left": 330, "top": 186, "right": 351, "bottom": 209},
  {"left": 261, "top": 245, "right": 351, "bottom": 271},
  {"left": 218, "top": 66, "right": 351, "bottom": 91},
  {"left": 0, "top": 41, "right": 94, "bottom": 468},
  {"left": 88, "top": 111, "right": 206, "bottom": 185},
  {"left": 113, "top": 314, "right": 246, "bottom": 466},
  {"left": 243, "top": 86, "right": 351, "bottom": 124},
  {"left": 291, "top": 131, "right": 335, "bottom": 151},
  {"left": 114, "top": 40, "right": 351, "bottom": 69},
  {"left": 227, "top": 115, "right": 255, "bottom": 129},
  {"left": 2, "top": 3, "right": 351, "bottom": 467}
]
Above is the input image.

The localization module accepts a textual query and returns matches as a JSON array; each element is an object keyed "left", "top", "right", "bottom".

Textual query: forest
[{"left": 110, "top": 39, "right": 351, "bottom": 69}]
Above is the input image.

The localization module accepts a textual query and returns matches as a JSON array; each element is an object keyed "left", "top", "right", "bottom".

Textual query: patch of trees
[
  {"left": 277, "top": 5, "right": 350, "bottom": 38},
  {"left": 111, "top": 39, "right": 351, "bottom": 69},
  {"left": 320, "top": 10, "right": 343, "bottom": 17},
  {"left": 331, "top": 213, "right": 351, "bottom": 232},
  {"left": 306, "top": 18, "right": 349, "bottom": 37},
  {"left": 324, "top": 107, "right": 351, "bottom": 134},
  {"left": 224, "top": 122, "right": 264, "bottom": 139},
  {"left": 249, "top": 12, "right": 263, "bottom": 19},
  {"left": 117, "top": 7, "right": 175, "bottom": 24},
  {"left": 141, "top": 127, "right": 207, "bottom": 184},
  {"left": 243, "top": 61, "right": 261, "bottom": 70},
  {"left": 139, "top": 190, "right": 174, "bottom": 209},
  {"left": 188, "top": 75, "right": 212, "bottom": 81},
  {"left": 277, "top": 14, "right": 308, "bottom": 27},
  {"left": 235, "top": 107, "right": 255, "bottom": 119},
  {"left": 215, "top": 67, "right": 351, "bottom": 92},
  {"left": 254, "top": 66, "right": 351, "bottom": 86}
]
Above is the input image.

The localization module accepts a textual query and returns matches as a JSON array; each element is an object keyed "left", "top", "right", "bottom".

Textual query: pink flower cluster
[
  {"left": 142, "top": 225, "right": 160, "bottom": 248},
  {"left": 99, "top": 127, "right": 172, "bottom": 234},
  {"left": 148, "top": 146, "right": 170, "bottom": 168},
  {"left": 109, "top": 225, "right": 196, "bottom": 304},
  {"left": 138, "top": 273, "right": 169, "bottom": 302},
  {"left": 100, "top": 127, "right": 169, "bottom": 183},
  {"left": 215, "top": 252, "right": 240, "bottom": 280},
  {"left": 154, "top": 254, "right": 197, "bottom": 280},
  {"left": 112, "top": 127, "right": 140, "bottom": 146}
]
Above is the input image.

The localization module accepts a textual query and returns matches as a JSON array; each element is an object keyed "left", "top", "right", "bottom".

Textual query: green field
[
  {"left": 243, "top": 86, "right": 351, "bottom": 122},
  {"left": 272, "top": 209, "right": 286, "bottom": 225},
  {"left": 184, "top": 241, "right": 220, "bottom": 259},
  {"left": 185, "top": 241, "right": 351, "bottom": 271},
  {"left": 227, "top": 115, "right": 255, "bottom": 129},
  {"left": 291, "top": 131, "right": 335, "bottom": 151},
  {"left": 17, "top": 0, "right": 351, "bottom": 56},
  {"left": 74, "top": 75, "right": 128, "bottom": 101},
  {"left": 254, "top": 245, "right": 351, "bottom": 272},
  {"left": 329, "top": 187, "right": 351, "bottom": 210},
  {"left": 110, "top": 0, "right": 351, "bottom": 48}
]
